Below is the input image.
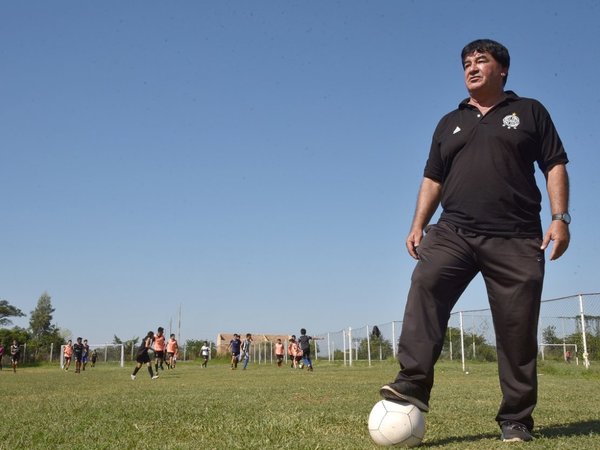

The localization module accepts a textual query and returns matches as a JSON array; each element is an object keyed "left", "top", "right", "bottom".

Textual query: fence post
[
  {"left": 471, "top": 315, "right": 476, "bottom": 359},
  {"left": 348, "top": 327, "right": 353, "bottom": 367},
  {"left": 579, "top": 295, "right": 590, "bottom": 369},
  {"left": 366, "top": 325, "right": 371, "bottom": 366},
  {"left": 342, "top": 330, "right": 347, "bottom": 366},
  {"left": 561, "top": 317, "right": 567, "bottom": 362},
  {"left": 50, "top": 343, "right": 54, "bottom": 363},
  {"left": 459, "top": 311, "right": 465, "bottom": 372},
  {"left": 449, "top": 327, "right": 453, "bottom": 361},
  {"left": 392, "top": 321, "right": 397, "bottom": 358},
  {"left": 538, "top": 317, "right": 543, "bottom": 356}
]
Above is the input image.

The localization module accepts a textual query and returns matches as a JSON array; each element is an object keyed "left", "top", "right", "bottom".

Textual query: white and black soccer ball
[{"left": 368, "top": 400, "right": 426, "bottom": 447}]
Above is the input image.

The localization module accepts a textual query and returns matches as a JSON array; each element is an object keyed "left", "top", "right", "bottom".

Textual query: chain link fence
[
  {"left": 5, "top": 293, "right": 598, "bottom": 370},
  {"left": 314, "top": 293, "right": 600, "bottom": 369}
]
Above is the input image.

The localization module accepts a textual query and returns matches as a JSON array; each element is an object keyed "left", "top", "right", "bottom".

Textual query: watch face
[{"left": 562, "top": 213, "right": 571, "bottom": 224}]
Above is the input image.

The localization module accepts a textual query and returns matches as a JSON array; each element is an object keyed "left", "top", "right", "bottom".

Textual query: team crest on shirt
[{"left": 502, "top": 113, "right": 520, "bottom": 129}]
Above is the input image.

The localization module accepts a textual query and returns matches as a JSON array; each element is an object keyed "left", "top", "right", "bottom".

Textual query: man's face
[{"left": 463, "top": 51, "right": 506, "bottom": 95}]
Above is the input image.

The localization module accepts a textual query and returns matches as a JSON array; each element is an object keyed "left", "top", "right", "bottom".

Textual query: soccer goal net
[
  {"left": 60, "top": 344, "right": 125, "bottom": 368},
  {"left": 538, "top": 343, "right": 578, "bottom": 364}
]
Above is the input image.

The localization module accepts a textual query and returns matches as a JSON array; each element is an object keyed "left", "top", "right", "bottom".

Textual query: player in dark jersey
[
  {"left": 228, "top": 334, "right": 242, "bottom": 370},
  {"left": 298, "top": 328, "right": 321, "bottom": 372},
  {"left": 90, "top": 349, "right": 98, "bottom": 367},
  {"left": 73, "top": 337, "right": 84, "bottom": 374},
  {"left": 131, "top": 331, "right": 159, "bottom": 380},
  {"left": 82, "top": 339, "right": 90, "bottom": 371},
  {"left": 10, "top": 340, "right": 20, "bottom": 373}
]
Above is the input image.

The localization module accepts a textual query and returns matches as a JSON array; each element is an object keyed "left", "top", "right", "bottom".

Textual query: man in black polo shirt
[{"left": 380, "top": 39, "right": 570, "bottom": 442}]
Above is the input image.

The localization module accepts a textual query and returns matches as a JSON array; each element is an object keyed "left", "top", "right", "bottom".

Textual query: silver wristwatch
[{"left": 551, "top": 212, "right": 571, "bottom": 225}]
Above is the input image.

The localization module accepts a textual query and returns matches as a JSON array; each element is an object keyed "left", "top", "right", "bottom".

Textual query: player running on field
[
  {"left": 90, "top": 349, "right": 98, "bottom": 367},
  {"left": 228, "top": 334, "right": 241, "bottom": 369},
  {"left": 131, "top": 331, "right": 159, "bottom": 380},
  {"left": 241, "top": 333, "right": 253, "bottom": 370},
  {"left": 166, "top": 334, "right": 178, "bottom": 369},
  {"left": 154, "top": 327, "right": 166, "bottom": 371},
  {"left": 73, "top": 337, "right": 84, "bottom": 374},
  {"left": 274, "top": 338, "right": 285, "bottom": 367},
  {"left": 10, "top": 340, "right": 20, "bottom": 373},
  {"left": 288, "top": 336, "right": 302, "bottom": 369},
  {"left": 298, "top": 328, "right": 321, "bottom": 372},
  {"left": 82, "top": 339, "right": 90, "bottom": 371},
  {"left": 200, "top": 341, "right": 210, "bottom": 368},
  {"left": 63, "top": 340, "right": 73, "bottom": 370}
]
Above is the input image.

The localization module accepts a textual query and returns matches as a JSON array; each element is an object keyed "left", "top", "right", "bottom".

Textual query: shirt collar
[{"left": 458, "top": 90, "right": 519, "bottom": 109}]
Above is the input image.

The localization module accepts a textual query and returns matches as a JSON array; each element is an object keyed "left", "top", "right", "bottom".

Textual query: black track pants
[{"left": 395, "top": 222, "right": 544, "bottom": 430}]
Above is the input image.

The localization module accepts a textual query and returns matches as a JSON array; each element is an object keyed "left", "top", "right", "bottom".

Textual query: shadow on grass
[
  {"left": 537, "top": 420, "right": 600, "bottom": 438},
  {"left": 424, "top": 431, "right": 498, "bottom": 447},
  {"left": 423, "top": 420, "right": 600, "bottom": 446}
]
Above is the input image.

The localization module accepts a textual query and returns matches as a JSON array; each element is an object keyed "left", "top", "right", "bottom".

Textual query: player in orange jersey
[{"left": 153, "top": 327, "right": 166, "bottom": 372}]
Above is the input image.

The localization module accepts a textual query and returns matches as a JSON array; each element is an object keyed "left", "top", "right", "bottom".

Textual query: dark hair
[
  {"left": 461, "top": 39, "right": 510, "bottom": 85},
  {"left": 300, "top": 328, "right": 307, "bottom": 335}
]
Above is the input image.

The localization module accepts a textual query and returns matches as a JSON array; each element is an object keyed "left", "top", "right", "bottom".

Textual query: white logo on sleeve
[
  {"left": 453, "top": 126, "right": 461, "bottom": 135},
  {"left": 502, "top": 113, "right": 520, "bottom": 129}
]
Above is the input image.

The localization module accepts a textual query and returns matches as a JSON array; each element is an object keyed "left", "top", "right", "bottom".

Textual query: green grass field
[{"left": 0, "top": 359, "right": 598, "bottom": 449}]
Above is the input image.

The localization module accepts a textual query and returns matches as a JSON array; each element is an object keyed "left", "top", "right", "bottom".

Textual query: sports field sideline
[{"left": 0, "top": 359, "right": 597, "bottom": 449}]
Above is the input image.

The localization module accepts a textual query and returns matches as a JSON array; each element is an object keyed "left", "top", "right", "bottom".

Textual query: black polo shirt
[{"left": 423, "top": 91, "right": 568, "bottom": 237}]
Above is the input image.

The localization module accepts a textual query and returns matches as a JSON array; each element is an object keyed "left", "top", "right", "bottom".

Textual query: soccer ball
[{"left": 368, "top": 400, "right": 426, "bottom": 447}]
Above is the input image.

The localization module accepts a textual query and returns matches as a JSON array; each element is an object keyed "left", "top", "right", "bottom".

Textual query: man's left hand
[{"left": 541, "top": 221, "right": 570, "bottom": 260}]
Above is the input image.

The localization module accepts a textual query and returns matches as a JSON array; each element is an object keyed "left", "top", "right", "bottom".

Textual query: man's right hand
[
  {"left": 406, "top": 228, "right": 424, "bottom": 259},
  {"left": 405, "top": 177, "right": 442, "bottom": 259}
]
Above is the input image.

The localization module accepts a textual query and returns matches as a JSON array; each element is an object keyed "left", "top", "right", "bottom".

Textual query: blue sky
[{"left": 1, "top": 1, "right": 599, "bottom": 344}]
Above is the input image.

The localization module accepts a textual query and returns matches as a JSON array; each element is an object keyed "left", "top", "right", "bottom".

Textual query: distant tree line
[{"left": 0, "top": 292, "right": 64, "bottom": 362}]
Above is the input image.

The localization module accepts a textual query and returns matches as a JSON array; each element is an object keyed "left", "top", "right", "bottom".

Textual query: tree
[
  {"left": 113, "top": 335, "right": 139, "bottom": 360},
  {"left": 29, "top": 292, "right": 55, "bottom": 341},
  {"left": 442, "top": 326, "right": 497, "bottom": 362},
  {"left": 186, "top": 339, "right": 215, "bottom": 360},
  {"left": 354, "top": 327, "right": 394, "bottom": 361},
  {"left": 28, "top": 292, "right": 63, "bottom": 361},
  {"left": 542, "top": 325, "right": 561, "bottom": 345},
  {"left": 0, "top": 327, "right": 30, "bottom": 348},
  {"left": 0, "top": 299, "right": 25, "bottom": 327}
]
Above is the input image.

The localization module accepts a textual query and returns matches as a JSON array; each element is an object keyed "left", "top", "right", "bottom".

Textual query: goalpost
[
  {"left": 60, "top": 344, "right": 125, "bottom": 368},
  {"left": 538, "top": 343, "right": 578, "bottom": 365}
]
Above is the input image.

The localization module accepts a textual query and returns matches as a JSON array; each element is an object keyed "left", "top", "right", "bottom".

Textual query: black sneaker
[
  {"left": 379, "top": 381, "right": 430, "bottom": 412},
  {"left": 501, "top": 421, "right": 533, "bottom": 442}
]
